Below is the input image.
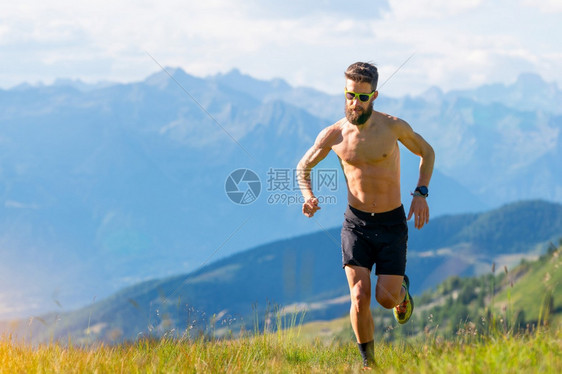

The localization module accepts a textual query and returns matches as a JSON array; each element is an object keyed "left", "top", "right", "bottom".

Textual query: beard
[{"left": 345, "top": 101, "right": 374, "bottom": 125}]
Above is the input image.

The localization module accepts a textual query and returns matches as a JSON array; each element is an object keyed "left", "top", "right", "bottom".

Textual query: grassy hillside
[
  {"left": 1, "top": 323, "right": 560, "bottom": 373},
  {"left": 414, "top": 241, "right": 562, "bottom": 338},
  {"left": 300, "top": 241, "right": 562, "bottom": 345},
  {"left": 1, "top": 243, "right": 560, "bottom": 372},
  {"left": 493, "top": 242, "right": 562, "bottom": 327},
  {"left": 2, "top": 201, "right": 561, "bottom": 345}
]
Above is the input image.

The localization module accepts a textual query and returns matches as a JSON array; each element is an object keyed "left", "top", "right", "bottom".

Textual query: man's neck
[{"left": 347, "top": 116, "right": 374, "bottom": 132}]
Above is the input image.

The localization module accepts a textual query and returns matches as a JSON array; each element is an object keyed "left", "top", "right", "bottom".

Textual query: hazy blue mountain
[
  {"left": 447, "top": 73, "right": 562, "bottom": 115},
  {"left": 4, "top": 200, "right": 560, "bottom": 344},
  {"left": 0, "top": 68, "right": 560, "bottom": 320},
  {"left": 213, "top": 69, "right": 562, "bottom": 205}
]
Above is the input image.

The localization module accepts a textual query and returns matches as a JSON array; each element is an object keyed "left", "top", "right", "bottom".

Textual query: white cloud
[
  {"left": 386, "top": 0, "right": 484, "bottom": 20},
  {"left": 363, "top": 0, "right": 562, "bottom": 94},
  {"left": 0, "top": 0, "right": 560, "bottom": 96},
  {"left": 521, "top": 0, "right": 562, "bottom": 13}
]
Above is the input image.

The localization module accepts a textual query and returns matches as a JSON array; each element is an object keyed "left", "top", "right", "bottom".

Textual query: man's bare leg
[
  {"left": 345, "top": 265, "right": 376, "bottom": 368},
  {"left": 375, "top": 274, "right": 405, "bottom": 309},
  {"left": 377, "top": 274, "right": 414, "bottom": 324},
  {"left": 345, "top": 265, "right": 374, "bottom": 342}
]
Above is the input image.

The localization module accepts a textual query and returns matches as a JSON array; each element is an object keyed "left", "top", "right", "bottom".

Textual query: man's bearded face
[{"left": 345, "top": 99, "right": 373, "bottom": 126}]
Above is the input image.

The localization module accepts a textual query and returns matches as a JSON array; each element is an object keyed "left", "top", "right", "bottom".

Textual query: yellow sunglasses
[{"left": 344, "top": 89, "right": 375, "bottom": 102}]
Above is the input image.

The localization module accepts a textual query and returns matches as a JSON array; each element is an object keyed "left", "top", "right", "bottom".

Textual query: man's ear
[{"left": 372, "top": 91, "right": 379, "bottom": 100}]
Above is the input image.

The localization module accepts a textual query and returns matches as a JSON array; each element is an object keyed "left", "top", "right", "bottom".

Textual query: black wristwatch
[{"left": 413, "top": 186, "right": 429, "bottom": 198}]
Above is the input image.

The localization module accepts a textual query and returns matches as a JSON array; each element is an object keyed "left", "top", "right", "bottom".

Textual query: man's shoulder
[
  {"left": 373, "top": 111, "right": 411, "bottom": 133},
  {"left": 373, "top": 111, "right": 407, "bottom": 125},
  {"left": 330, "top": 117, "right": 348, "bottom": 129},
  {"left": 315, "top": 119, "right": 345, "bottom": 146}
]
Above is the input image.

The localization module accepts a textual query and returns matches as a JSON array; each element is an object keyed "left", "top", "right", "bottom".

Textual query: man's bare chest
[{"left": 333, "top": 130, "right": 398, "bottom": 165}]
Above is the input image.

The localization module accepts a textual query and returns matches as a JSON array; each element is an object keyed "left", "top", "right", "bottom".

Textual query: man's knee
[{"left": 350, "top": 285, "right": 371, "bottom": 312}]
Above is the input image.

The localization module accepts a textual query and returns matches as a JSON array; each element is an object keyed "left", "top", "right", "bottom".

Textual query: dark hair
[{"left": 345, "top": 62, "right": 379, "bottom": 91}]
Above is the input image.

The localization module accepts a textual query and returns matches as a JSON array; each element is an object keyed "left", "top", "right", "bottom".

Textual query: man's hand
[
  {"left": 407, "top": 196, "right": 429, "bottom": 229},
  {"left": 302, "top": 197, "right": 321, "bottom": 218}
]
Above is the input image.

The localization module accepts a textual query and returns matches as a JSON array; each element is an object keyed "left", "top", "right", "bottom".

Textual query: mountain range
[
  {"left": 3, "top": 200, "right": 561, "bottom": 344},
  {"left": 0, "top": 68, "right": 561, "bottom": 319}
]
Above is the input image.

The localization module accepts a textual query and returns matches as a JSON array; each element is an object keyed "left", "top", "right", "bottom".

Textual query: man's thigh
[{"left": 344, "top": 265, "right": 372, "bottom": 293}]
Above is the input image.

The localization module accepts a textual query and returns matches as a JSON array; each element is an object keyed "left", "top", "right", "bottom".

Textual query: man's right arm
[{"left": 296, "top": 126, "right": 337, "bottom": 217}]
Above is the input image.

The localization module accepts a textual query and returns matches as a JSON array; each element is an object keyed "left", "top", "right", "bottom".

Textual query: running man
[{"left": 296, "top": 62, "right": 435, "bottom": 369}]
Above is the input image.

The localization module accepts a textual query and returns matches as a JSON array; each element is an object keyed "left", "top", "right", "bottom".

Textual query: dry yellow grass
[{"left": 1, "top": 325, "right": 560, "bottom": 373}]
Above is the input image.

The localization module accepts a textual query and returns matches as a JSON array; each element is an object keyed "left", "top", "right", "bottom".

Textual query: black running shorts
[{"left": 341, "top": 204, "right": 408, "bottom": 275}]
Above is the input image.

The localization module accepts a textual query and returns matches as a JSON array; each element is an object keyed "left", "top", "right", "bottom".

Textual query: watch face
[{"left": 417, "top": 186, "right": 428, "bottom": 195}]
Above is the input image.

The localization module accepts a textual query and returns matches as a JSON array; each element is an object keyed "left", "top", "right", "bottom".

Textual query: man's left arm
[{"left": 396, "top": 120, "right": 435, "bottom": 229}]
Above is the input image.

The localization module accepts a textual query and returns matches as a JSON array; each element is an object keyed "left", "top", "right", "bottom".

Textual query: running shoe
[{"left": 393, "top": 274, "right": 414, "bottom": 324}]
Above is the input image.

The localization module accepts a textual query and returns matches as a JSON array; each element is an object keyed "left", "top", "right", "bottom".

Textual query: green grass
[
  {"left": 3, "top": 245, "right": 560, "bottom": 372},
  {"left": 1, "top": 325, "right": 560, "bottom": 373}
]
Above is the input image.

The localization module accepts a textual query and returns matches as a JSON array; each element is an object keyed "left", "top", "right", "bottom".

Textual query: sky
[{"left": 0, "top": 0, "right": 561, "bottom": 97}]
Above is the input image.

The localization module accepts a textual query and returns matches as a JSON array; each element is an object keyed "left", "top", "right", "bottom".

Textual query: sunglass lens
[
  {"left": 345, "top": 92, "right": 355, "bottom": 100},
  {"left": 359, "top": 94, "right": 370, "bottom": 102}
]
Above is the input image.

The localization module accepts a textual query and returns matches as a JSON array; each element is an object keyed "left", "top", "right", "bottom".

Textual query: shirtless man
[{"left": 297, "top": 62, "right": 434, "bottom": 368}]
